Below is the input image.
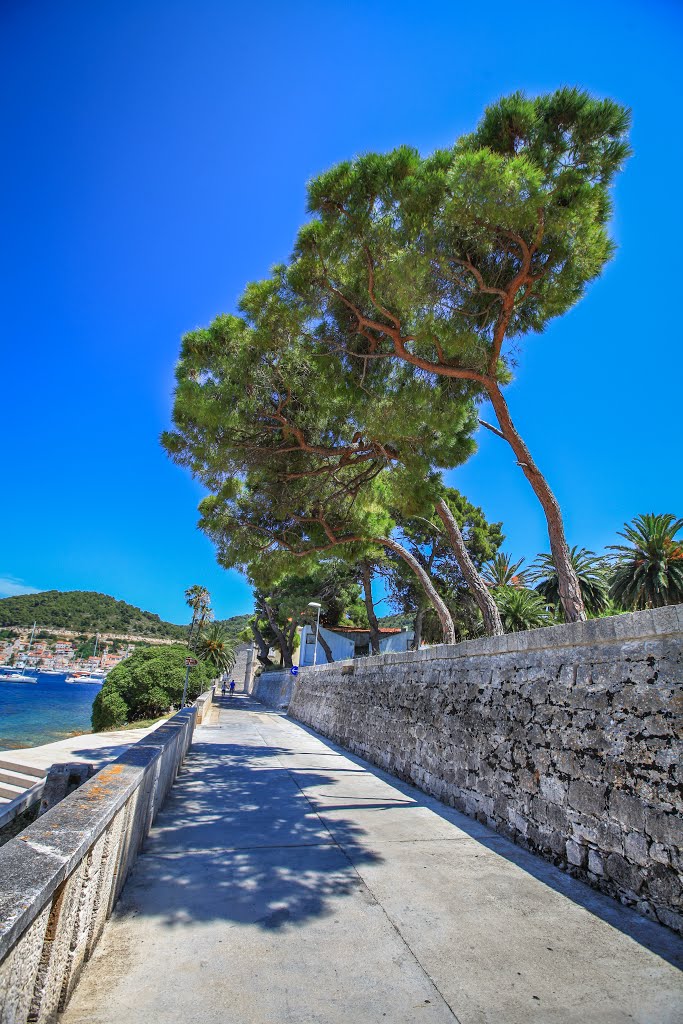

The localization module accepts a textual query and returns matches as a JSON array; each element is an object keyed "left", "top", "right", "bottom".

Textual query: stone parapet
[
  {"left": 252, "top": 669, "right": 296, "bottom": 710},
  {"left": 288, "top": 607, "right": 683, "bottom": 933},
  {"left": 0, "top": 708, "right": 196, "bottom": 1022},
  {"left": 194, "top": 687, "right": 215, "bottom": 725}
]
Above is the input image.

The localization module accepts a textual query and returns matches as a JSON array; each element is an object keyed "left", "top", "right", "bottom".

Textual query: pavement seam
[{"left": 247, "top": 709, "right": 464, "bottom": 1024}]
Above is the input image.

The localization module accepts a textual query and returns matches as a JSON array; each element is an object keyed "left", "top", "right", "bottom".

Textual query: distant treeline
[{"left": 0, "top": 590, "right": 251, "bottom": 641}]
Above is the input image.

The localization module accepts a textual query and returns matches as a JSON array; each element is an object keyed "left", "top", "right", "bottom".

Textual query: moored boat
[{"left": 0, "top": 671, "right": 39, "bottom": 683}]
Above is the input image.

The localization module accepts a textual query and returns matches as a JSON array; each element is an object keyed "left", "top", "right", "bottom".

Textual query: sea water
[{"left": 0, "top": 673, "right": 100, "bottom": 751}]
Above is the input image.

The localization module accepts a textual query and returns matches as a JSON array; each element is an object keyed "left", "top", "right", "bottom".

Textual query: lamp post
[
  {"left": 182, "top": 656, "right": 197, "bottom": 707},
  {"left": 307, "top": 602, "right": 321, "bottom": 667}
]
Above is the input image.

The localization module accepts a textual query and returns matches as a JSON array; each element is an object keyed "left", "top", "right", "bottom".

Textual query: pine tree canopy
[
  {"left": 290, "top": 88, "right": 631, "bottom": 380},
  {"left": 163, "top": 88, "right": 632, "bottom": 628}
]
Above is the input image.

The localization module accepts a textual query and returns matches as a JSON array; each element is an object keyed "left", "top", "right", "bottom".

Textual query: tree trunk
[
  {"left": 360, "top": 560, "right": 381, "bottom": 655},
  {"left": 262, "top": 599, "right": 293, "bottom": 668},
  {"left": 485, "top": 382, "right": 586, "bottom": 623},
  {"left": 413, "top": 606, "right": 425, "bottom": 650},
  {"left": 376, "top": 537, "right": 455, "bottom": 644},
  {"left": 435, "top": 497, "right": 504, "bottom": 637},
  {"left": 250, "top": 620, "right": 273, "bottom": 668},
  {"left": 317, "top": 630, "right": 335, "bottom": 664},
  {"left": 193, "top": 608, "right": 209, "bottom": 648}
]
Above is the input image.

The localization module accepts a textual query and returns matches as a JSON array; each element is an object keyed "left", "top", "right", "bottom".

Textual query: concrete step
[
  {"left": 0, "top": 758, "right": 46, "bottom": 779},
  {"left": 0, "top": 768, "right": 40, "bottom": 791},
  {"left": 0, "top": 780, "right": 26, "bottom": 800}
]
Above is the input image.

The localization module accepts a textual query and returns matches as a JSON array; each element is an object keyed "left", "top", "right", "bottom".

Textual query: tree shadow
[
  {"left": 101, "top": 696, "right": 681, "bottom": 970},
  {"left": 284, "top": 716, "right": 683, "bottom": 969},
  {"left": 62, "top": 742, "right": 146, "bottom": 764},
  {"left": 112, "top": 732, "right": 384, "bottom": 934}
]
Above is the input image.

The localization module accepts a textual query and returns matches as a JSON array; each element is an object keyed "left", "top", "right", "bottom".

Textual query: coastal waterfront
[{"left": 0, "top": 672, "right": 99, "bottom": 750}]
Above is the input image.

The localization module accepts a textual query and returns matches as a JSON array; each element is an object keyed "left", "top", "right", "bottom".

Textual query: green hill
[
  {"left": 0, "top": 590, "right": 254, "bottom": 641},
  {"left": 214, "top": 614, "right": 252, "bottom": 640},
  {"left": 0, "top": 591, "right": 188, "bottom": 638},
  {"left": 378, "top": 612, "right": 414, "bottom": 629}
]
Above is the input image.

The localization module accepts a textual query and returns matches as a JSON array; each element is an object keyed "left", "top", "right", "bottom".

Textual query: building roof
[{"left": 325, "top": 626, "right": 403, "bottom": 636}]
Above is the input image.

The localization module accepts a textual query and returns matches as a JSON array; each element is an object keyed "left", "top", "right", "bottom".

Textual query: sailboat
[
  {"left": 0, "top": 667, "right": 39, "bottom": 683},
  {"left": 66, "top": 632, "right": 106, "bottom": 684},
  {"left": 0, "top": 623, "right": 39, "bottom": 682}
]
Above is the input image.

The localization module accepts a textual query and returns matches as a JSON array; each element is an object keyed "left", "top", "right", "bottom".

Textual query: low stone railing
[
  {"left": 194, "top": 686, "right": 215, "bottom": 724},
  {"left": 0, "top": 707, "right": 196, "bottom": 1023}
]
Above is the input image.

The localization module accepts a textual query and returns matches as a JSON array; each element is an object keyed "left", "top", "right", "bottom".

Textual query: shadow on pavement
[
  {"left": 111, "top": 718, "right": 383, "bottom": 933},
  {"left": 102, "top": 694, "right": 681, "bottom": 969},
  {"left": 265, "top": 705, "right": 683, "bottom": 969}
]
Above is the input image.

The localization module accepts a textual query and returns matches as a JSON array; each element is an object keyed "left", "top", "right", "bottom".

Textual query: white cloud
[{"left": 0, "top": 575, "right": 42, "bottom": 598}]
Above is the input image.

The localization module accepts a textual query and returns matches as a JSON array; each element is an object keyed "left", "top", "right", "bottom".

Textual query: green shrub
[
  {"left": 91, "top": 645, "right": 214, "bottom": 730},
  {"left": 92, "top": 689, "right": 129, "bottom": 731}
]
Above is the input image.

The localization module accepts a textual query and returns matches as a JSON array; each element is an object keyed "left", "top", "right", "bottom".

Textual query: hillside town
[{"left": 0, "top": 627, "right": 140, "bottom": 677}]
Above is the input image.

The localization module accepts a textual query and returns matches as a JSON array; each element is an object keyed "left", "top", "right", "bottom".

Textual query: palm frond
[
  {"left": 608, "top": 514, "right": 683, "bottom": 610},
  {"left": 530, "top": 546, "right": 610, "bottom": 617}
]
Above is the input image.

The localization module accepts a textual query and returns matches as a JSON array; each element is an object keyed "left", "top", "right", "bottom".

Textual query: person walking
[
  {"left": 229, "top": 679, "right": 236, "bottom": 697},
  {"left": 221, "top": 680, "right": 227, "bottom": 698}
]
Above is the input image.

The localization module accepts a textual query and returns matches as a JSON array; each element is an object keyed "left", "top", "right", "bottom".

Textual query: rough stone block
[
  {"left": 605, "top": 853, "right": 644, "bottom": 893},
  {"left": 645, "top": 808, "right": 681, "bottom": 846},
  {"left": 566, "top": 840, "right": 586, "bottom": 867},
  {"left": 571, "top": 818, "right": 599, "bottom": 845},
  {"left": 507, "top": 808, "right": 528, "bottom": 836},
  {"left": 644, "top": 863, "right": 683, "bottom": 907},
  {"left": 652, "top": 605, "right": 681, "bottom": 636},
  {"left": 623, "top": 831, "right": 650, "bottom": 867},
  {"left": 539, "top": 775, "right": 566, "bottom": 804},
  {"left": 650, "top": 842, "right": 671, "bottom": 866},
  {"left": 609, "top": 789, "right": 646, "bottom": 832},
  {"left": 654, "top": 904, "right": 683, "bottom": 934},
  {"left": 568, "top": 780, "right": 606, "bottom": 817},
  {"left": 0, "top": 904, "right": 50, "bottom": 1024}
]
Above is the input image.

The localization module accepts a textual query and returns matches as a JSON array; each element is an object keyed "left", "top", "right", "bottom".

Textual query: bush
[
  {"left": 91, "top": 645, "right": 214, "bottom": 731},
  {"left": 92, "top": 689, "right": 129, "bottom": 731}
]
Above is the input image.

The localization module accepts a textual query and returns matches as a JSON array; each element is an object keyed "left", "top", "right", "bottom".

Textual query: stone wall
[
  {"left": 231, "top": 643, "right": 256, "bottom": 692},
  {"left": 288, "top": 607, "right": 683, "bottom": 933},
  {"left": 0, "top": 708, "right": 196, "bottom": 1022},
  {"left": 253, "top": 669, "right": 296, "bottom": 709},
  {"left": 194, "top": 687, "right": 215, "bottom": 725}
]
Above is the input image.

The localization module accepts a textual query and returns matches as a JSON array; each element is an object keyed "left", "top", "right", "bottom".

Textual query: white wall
[
  {"left": 379, "top": 631, "right": 414, "bottom": 654},
  {"left": 299, "top": 625, "right": 354, "bottom": 666}
]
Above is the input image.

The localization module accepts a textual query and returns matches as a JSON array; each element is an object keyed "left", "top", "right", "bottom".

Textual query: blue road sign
[{"left": 290, "top": 666, "right": 299, "bottom": 676}]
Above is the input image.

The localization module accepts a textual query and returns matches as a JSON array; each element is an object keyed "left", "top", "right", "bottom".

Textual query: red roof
[{"left": 326, "top": 626, "right": 403, "bottom": 635}]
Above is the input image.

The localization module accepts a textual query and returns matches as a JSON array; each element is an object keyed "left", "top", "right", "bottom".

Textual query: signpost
[{"left": 182, "top": 657, "right": 198, "bottom": 708}]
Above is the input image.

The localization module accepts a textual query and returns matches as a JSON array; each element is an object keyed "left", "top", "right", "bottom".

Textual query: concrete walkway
[
  {"left": 62, "top": 696, "right": 682, "bottom": 1024},
  {"left": 3, "top": 721, "right": 166, "bottom": 772}
]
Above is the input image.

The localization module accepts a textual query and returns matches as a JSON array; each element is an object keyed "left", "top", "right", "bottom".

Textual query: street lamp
[{"left": 307, "top": 602, "right": 322, "bottom": 667}]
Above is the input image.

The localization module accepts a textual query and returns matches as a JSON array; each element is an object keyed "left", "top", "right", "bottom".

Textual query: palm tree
[
  {"left": 196, "top": 624, "right": 238, "bottom": 676},
  {"left": 184, "top": 585, "right": 211, "bottom": 647},
  {"left": 482, "top": 553, "right": 528, "bottom": 589},
  {"left": 494, "top": 587, "right": 553, "bottom": 633},
  {"left": 609, "top": 514, "right": 683, "bottom": 610},
  {"left": 530, "top": 547, "right": 610, "bottom": 618}
]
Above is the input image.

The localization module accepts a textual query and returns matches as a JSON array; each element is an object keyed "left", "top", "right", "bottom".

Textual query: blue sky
[{"left": 1, "top": 0, "right": 681, "bottom": 625}]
